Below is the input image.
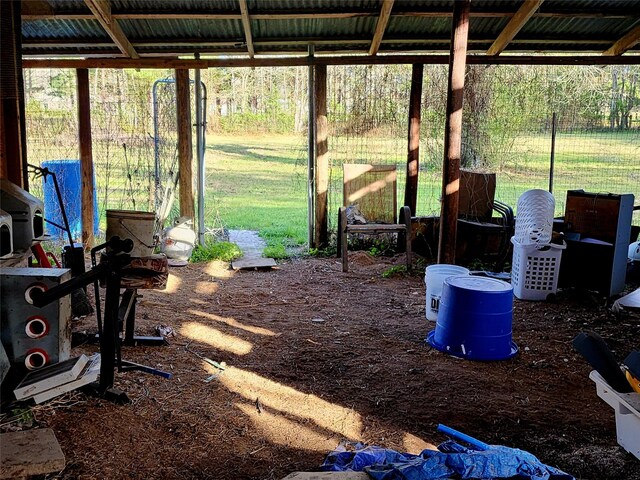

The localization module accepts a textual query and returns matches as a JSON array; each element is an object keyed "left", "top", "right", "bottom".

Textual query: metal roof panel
[{"left": 118, "top": 18, "right": 245, "bottom": 40}]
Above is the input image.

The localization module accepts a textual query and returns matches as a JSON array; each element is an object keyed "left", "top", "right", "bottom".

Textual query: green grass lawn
[
  {"left": 204, "top": 135, "right": 309, "bottom": 253},
  {"left": 205, "top": 131, "right": 639, "bottom": 254}
]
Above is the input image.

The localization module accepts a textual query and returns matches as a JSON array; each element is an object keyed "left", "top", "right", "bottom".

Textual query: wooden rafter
[
  {"left": 369, "top": 0, "right": 395, "bottom": 55},
  {"left": 487, "top": 0, "right": 544, "bottom": 56},
  {"left": 84, "top": 0, "right": 139, "bottom": 59},
  {"left": 603, "top": 23, "right": 640, "bottom": 56},
  {"left": 22, "top": 54, "right": 640, "bottom": 70},
  {"left": 21, "top": 35, "right": 615, "bottom": 51},
  {"left": 238, "top": 0, "right": 255, "bottom": 57}
]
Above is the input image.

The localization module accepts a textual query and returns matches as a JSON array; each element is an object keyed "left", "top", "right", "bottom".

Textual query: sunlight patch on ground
[
  {"left": 204, "top": 261, "right": 234, "bottom": 279},
  {"left": 188, "top": 310, "right": 279, "bottom": 337},
  {"left": 180, "top": 322, "right": 252, "bottom": 355},
  {"left": 164, "top": 274, "right": 183, "bottom": 294},
  {"left": 194, "top": 282, "right": 219, "bottom": 295},
  {"left": 402, "top": 432, "right": 437, "bottom": 454},
  {"left": 220, "top": 366, "right": 362, "bottom": 440},
  {"left": 235, "top": 402, "right": 340, "bottom": 453}
]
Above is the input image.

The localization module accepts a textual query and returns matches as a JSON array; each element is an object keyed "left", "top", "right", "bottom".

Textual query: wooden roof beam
[
  {"left": 84, "top": 0, "right": 139, "bottom": 59},
  {"left": 238, "top": 0, "right": 255, "bottom": 57},
  {"left": 21, "top": 35, "right": 616, "bottom": 50},
  {"left": 487, "top": 0, "right": 544, "bottom": 56},
  {"left": 369, "top": 0, "right": 395, "bottom": 55},
  {"left": 603, "top": 23, "right": 640, "bottom": 56},
  {"left": 22, "top": 54, "right": 640, "bottom": 70}
]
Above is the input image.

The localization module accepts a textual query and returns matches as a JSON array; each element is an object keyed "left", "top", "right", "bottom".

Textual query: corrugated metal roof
[
  {"left": 111, "top": 0, "right": 238, "bottom": 11},
  {"left": 248, "top": 0, "right": 380, "bottom": 12},
  {"left": 252, "top": 17, "right": 377, "bottom": 39},
  {"left": 22, "top": 19, "right": 106, "bottom": 40},
  {"left": 119, "top": 19, "right": 245, "bottom": 40},
  {"left": 20, "top": 0, "right": 640, "bottom": 60}
]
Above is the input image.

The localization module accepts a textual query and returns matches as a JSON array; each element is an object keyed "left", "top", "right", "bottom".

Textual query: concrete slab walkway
[{"left": 229, "top": 230, "right": 276, "bottom": 270}]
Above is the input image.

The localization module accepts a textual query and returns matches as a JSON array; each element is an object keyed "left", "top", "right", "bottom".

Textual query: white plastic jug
[{"left": 425, "top": 264, "right": 470, "bottom": 321}]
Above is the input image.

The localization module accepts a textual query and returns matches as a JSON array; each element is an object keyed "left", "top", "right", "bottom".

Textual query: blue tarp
[{"left": 320, "top": 441, "right": 575, "bottom": 480}]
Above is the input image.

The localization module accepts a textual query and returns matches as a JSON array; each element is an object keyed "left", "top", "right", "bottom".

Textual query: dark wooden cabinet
[{"left": 558, "top": 190, "right": 635, "bottom": 297}]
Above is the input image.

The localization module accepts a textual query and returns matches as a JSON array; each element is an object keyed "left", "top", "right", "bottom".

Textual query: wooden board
[
  {"left": 232, "top": 257, "right": 277, "bottom": 270},
  {"left": 0, "top": 429, "right": 65, "bottom": 479}
]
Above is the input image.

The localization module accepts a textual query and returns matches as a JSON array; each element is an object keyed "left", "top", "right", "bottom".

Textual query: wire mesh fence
[{"left": 23, "top": 65, "right": 640, "bottom": 247}]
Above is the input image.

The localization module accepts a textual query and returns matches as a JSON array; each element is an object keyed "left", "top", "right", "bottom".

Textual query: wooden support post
[
  {"left": 0, "top": 0, "right": 27, "bottom": 188},
  {"left": 76, "top": 68, "right": 95, "bottom": 248},
  {"left": 404, "top": 63, "right": 423, "bottom": 215},
  {"left": 438, "top": 0, "right": 471, "bottom": 265},
  {"left": 314, "top": 64, "right": 328, "bottom": 248},
  {"left": 307, "top": 45, "right": 315, "bottom": 248},
  {"left": 175, "top": 69, "right": 194, "bottom": 220}
]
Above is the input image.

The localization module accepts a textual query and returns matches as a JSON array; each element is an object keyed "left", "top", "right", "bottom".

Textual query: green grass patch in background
[
  {"left": 205, "top": 132, "right": 638, "bottom": 251},
  {"left": 190, "top": 241, "right": 242, "bottom": 263},
  {"left": 205, "top": 135, "right": 308, "bottom": 256}
]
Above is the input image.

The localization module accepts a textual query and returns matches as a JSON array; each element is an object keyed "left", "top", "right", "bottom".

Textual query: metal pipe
[
  {"left": 437, "top": 424, "right": 490, "bottom": 451},
  {"left": 549, "top": 111, "right": 557, "bottom": 194},
  {"left": 195, "top": 53, "right": 205, "bottom": 245}
]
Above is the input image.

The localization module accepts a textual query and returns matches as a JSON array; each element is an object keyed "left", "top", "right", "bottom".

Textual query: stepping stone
[
  {"left": 229, "top": 229, "right": 276, "bottom": 270},
  {"left": 232, "top": 257, "right": 277, "bottom": 270},
  {"left": 0, "top": 428, "right": 65, "bottom": 479}
]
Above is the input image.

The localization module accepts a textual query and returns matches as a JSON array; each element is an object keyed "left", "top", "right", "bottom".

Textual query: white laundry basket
[
  {"left": 511, "top": 237, "right": 565, "bottom": 300},
  {"left": 515, "top": 189, "right": 555, "bottom": 246}
]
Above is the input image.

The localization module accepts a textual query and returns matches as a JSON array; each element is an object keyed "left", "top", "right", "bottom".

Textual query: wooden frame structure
[{"left": 2, "top": 0, "right": 639, "bottom": 256}]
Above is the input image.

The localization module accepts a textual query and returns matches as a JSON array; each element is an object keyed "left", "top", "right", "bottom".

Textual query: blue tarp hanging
[{"left": 320, "top": 440, "right": 575, "bottom": 480}]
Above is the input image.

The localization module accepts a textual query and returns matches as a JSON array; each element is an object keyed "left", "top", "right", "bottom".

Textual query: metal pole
[
  {"left": 152, "top": 79, "right": 162, "bottom": 211},
  {"left": 307, "top": 45, "right": 316, "bottom": 248},
  {"left": 195, "top": 54, "right": 205, "bottom": 245},
  {"left": 549, "top": 111, "right": 557, "bottom": 194}
]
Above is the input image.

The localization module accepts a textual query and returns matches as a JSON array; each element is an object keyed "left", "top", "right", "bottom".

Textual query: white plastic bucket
[
  {"left": 106, "top": 210, "right": 156, "bottom": 257},
  {"left": 425, "top": 264, "right": 470, "bottom": 321}
]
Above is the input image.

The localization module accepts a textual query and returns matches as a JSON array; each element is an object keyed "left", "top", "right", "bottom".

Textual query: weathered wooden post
[
  {"left": 404, "top": 63, "right": 423, "bottom": 215},
  {"left": 438, "top": 0, "right": 471, "bottom": 264},
  {"left": 175, "top": 68, "right": 194, "bottom": 221},
  {"left": 76, "top": 68, "right": 95, "bottom": 248},
  {"left": 314, "top": 64, "right": 329, "bottom": 248}
]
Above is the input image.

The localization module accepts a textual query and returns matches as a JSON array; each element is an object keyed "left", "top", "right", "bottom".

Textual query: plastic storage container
[
  {"left": 514, "top": 189, "right": 555, "bottom": 246},
  {"left": 511, "top": 237, "right": 565, "bottom": 300},
  {"left": 590, "top": 370, "right": 640, "bottom": 460},
  {"left": 425, "top": 264, "right": 470, "bottom": 321},
  {"left": 427, "top": 275, "right": 517, "bottom": 361}
]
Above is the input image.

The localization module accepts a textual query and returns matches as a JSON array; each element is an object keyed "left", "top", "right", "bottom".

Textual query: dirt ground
[{"left": 6, "top": 254, "right": 640, "bottom": 479}]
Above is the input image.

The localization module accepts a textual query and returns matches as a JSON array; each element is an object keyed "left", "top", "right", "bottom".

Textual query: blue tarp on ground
[{"left": 320, "top": 441, "right": 575, "bottom": 480}]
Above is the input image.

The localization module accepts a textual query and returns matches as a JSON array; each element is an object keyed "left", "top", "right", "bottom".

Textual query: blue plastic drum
[
  {"left": 427, "top": 275, "right": 518, "bottom": 361},
  {"left": 41, "top": 160, "right": 99, "bottom": 240}
]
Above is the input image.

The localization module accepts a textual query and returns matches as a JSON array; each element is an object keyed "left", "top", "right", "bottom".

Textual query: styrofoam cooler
[
  {"left": 515, "top": 189, "right": 555, "bottom": 246},
  {"left": 511, "top": 237, "right": 565, "bottom": 300}
]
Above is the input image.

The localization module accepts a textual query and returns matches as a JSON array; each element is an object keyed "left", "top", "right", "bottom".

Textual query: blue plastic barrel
[
  {"left": 427, "top": 275, "right": 518, "bottom": 361},
  {"left": 41, "top": 160, "right": 99, "bottom": 241}
]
